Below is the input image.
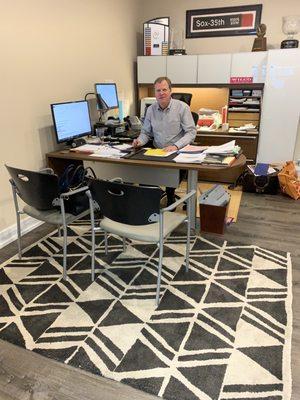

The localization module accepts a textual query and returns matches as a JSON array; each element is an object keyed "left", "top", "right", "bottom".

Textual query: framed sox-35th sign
[{"left": 186, "top": 5, "right": 262, "bottom": 38}]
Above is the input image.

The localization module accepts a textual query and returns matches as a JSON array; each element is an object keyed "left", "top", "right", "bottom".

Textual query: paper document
[
  {"left": 144, "top": 148, "right": 176, "bottom": 157},
  {"left": 70, "top": 144, "right": 99, "bottom": 154},
  {"left": 178, "top": 145, "right": 208, "bottom": 153},
  {"left": 248, "top": 165, "right": 277, "bottom": 176},
  {"left": 91, "top": 145, "right": 125, "bottom": 159},
  {"left": 254, "top": 163, "right": 269, "bottom": 176},
  {"left": 110, "top": 144, "right": 132, "bottom": 151},
  {"left": 204, "top": 140, "right": 236, "bottom": 155},
  {"left": 174, "top": 153, "right": 206, "bottom": 163}
]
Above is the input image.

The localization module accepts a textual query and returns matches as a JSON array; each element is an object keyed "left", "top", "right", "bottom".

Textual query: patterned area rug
[{"left": 0, "top": 221, "right": 292, "bottom": 400}]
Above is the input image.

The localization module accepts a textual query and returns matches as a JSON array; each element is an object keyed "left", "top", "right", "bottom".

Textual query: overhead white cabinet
[
  {"left": 137, "top": 56, "right": 166, "bottom": 83},
  {"left": 166, "top": 55, "right": 198, "bottom": 84},
  {"left": 231, "top": 52, "right": 268, "bottom": 83},
  {"left": 137, "top": 50, "right": 300, "bottom": 163},
  {"left": 197, "top": 54, "right": 231, "bottom": 84}
]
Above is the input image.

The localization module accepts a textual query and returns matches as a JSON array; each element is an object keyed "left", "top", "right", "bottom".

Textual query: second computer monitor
[
  {"left": 95, "top": 83, "right": 119, "bottom": 111},
  {"left": 50, "top": 100, "right": 92, "bottom": 146}
]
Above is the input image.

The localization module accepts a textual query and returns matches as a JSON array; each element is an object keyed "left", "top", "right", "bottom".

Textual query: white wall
[{"left": 0, "top": 0, "right": 140, "bottom": 233}]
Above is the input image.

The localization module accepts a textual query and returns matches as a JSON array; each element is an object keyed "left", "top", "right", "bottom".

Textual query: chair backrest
[
  {"left": 90, "top": 180, "right": 163, "bottom": 225},
  {"left": 171, "top": 93, "right": 193, "bottom": 106},
  {"left": 6, "top": 165, "right": 60, "bottom": 210},
  {"left": 191, "top": 111, "right": 199, "bottom": 126}
]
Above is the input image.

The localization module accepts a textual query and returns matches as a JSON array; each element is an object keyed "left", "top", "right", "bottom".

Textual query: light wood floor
[{"left": 0, "top": 192, "right": 299, "bottom": 400}]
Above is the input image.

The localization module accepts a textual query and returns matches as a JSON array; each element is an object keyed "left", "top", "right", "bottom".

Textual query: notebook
[{"left": 254, "top": 163, "right": 269, "bottom": 176}]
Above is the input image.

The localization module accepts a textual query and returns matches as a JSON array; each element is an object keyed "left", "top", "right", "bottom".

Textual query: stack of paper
[
  {"left": 70, "top": 144, "right": 99, "bottom": 154},
  {"left": 202, "top": 155, "right": 236, "bottom": 165},
  {"left": 111, "top": 144, "right": 132, "bottom": 151},
  {"left": 92, "top": 145, "right": 126, "bottom": 159},
  {"left": 174, "top": 153, "right": 206, "bottom": 163},
  {"left": 178, "top": 145, "right": 208, "bottom": 153},
  {"left": 204, "top": 140, "right": 237, "bottom": 155}
]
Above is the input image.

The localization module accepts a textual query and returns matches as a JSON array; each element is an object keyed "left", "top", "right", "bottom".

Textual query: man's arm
[
  {"left": 132, "top": 109, "right": 153, "bottom": 147},
  {"left": 173, "top": 106, "right": 197, "bottom": 150}
]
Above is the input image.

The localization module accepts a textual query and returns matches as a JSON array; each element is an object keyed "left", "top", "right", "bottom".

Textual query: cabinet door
[
  {"left": 166, "top": 55, "right": 198, "bottom": 83},
  {"left": 137, "top": 56, "right": 167, "bottom": 83},
  {"left": 231, "top": 52, "right": 267, "bottom": 83},
  {"left": 258, "top": 49, "right": 300, "bottom": 162},
  {"left": 197, "top": 54, "right": 231, "bottom": 84}
]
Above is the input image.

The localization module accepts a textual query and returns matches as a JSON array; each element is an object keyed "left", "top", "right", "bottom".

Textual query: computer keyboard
[{"left": 124, "top": 130, "right": 139, "bottom": 139}]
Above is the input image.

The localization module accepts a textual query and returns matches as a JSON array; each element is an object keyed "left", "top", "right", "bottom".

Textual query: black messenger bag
[{"left": 238, "top": 167, "right": 279, "bottom": 195}]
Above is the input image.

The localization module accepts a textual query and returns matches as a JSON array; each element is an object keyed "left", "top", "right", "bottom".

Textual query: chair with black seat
[
  {"left": 90, "top": 179, "right": 196, "bottom": 306},
  {"left": 171, "top": 92, "right": 193, "bottom": 106},
  {"left": 5, "top": 165, "right": 96, "bottom": 280}
]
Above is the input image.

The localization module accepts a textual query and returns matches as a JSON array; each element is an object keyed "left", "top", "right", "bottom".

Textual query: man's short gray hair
[{"left": 154, "top": 77, "right": 172, "bottom": 90}]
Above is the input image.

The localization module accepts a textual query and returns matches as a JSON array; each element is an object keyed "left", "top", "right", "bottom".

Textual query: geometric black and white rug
[{"left": 0, "top": 221, "right": 292, "bottom": 400}]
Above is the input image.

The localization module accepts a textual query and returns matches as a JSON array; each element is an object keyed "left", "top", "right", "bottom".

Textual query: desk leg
[{"left": 187, "top": 170, "right": 198, "bottom": 231}]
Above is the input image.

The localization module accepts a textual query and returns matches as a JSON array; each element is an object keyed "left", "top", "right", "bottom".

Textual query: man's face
[{"left": 154, "top": 80, "right": 172, "bottom": 109}]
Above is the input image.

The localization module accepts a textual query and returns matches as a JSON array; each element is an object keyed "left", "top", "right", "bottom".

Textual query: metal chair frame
[
  {"left": 91, "top": 179, "right": 196, "bottom": 306},
  {"left": 7, "top": 166, "right": 96, "bottom": 280}
]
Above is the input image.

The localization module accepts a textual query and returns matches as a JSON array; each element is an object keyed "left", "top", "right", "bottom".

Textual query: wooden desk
[{"left": 46, "top": 150, "right": 246, "bottom": 229}]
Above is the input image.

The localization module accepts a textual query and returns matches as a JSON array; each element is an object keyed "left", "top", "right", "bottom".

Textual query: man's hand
[
  {"left": 163, "top": 145, "right": 178, "bottom": 152},
  {"left": 132, "top": 139, "right": 142, "bottom": 148}
]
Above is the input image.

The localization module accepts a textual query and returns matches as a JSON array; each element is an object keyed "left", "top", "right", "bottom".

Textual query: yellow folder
[{"left": 144, "top": 149, "right": 172, "bottom": 157}]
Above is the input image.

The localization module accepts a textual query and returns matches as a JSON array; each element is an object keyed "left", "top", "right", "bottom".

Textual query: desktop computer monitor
[
  {"left": 95, "top": 83, "right": 119, "bottom": 111},
  {"left": 51, "top": 100, "right": 92, "bottom": 146}
]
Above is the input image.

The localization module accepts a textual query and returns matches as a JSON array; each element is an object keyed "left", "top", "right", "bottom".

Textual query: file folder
[{"left": 254, "top": 163, "right": 269, "bottom": 176}]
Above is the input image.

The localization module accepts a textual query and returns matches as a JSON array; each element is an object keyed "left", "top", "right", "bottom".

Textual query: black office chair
[
  {"left": 90, "top": 179, "right": 196, "bottom": 306},
  {"left": 171, "top": 93, "right": 193, "bottom": 106},
  {"left": 191, "top": 111, "right": 199, "bottom": 126},
  {"left": 171, "top": 92, "right": 198, "bottom": 125},
  {"left": 6, "top": 165, "right": 96, "bottom": 280}
]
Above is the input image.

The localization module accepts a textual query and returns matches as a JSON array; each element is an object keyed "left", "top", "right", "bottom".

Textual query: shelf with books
[
  {"left": 228, "top": 88, "right": 262, "bottom": 113},
  {"left": 227, "top": 88, "right": 263, "bottom": 159}
]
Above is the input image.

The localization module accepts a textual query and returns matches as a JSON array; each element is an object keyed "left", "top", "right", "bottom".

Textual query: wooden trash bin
[{"left": 199, "top": 203, "right": 229, "bottom": 234}]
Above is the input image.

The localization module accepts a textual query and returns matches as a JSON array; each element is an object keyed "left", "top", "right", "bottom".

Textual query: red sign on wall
[{"left": 230, "top": 76, "right": 253, "bottom": 84}]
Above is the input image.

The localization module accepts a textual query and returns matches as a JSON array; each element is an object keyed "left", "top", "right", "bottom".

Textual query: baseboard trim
[{"left": 0, "top": 217, "right": 44, "bottom": 249}]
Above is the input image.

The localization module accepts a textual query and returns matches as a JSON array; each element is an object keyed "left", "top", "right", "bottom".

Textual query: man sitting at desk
[{"left": 132, "top": 76, "right": 196, "bottom": 205}]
